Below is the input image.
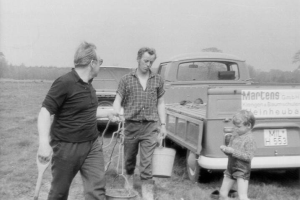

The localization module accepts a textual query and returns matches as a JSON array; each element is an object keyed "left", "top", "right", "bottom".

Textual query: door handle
[{"left": 223, "top": 118, "right": 231, "bottom": 122}]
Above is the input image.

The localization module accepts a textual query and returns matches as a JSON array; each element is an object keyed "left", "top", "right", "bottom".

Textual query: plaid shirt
[{"left": 117, "top": 69, "right": 165, "bottom": 121}]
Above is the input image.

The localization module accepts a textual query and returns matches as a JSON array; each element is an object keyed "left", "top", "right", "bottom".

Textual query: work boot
[
  {"left": 141, "top": 180, "right": 155, "bottom": 200},
  {"left": 124, "top": 174, "right": 134, "bottom": 190}
]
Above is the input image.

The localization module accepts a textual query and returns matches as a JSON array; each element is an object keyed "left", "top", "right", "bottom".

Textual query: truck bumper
[
  {"left": 198, "top": 155, "right": 300, "bottom": 170},
  {"left": 97, "top": 108, "right": 113, "bottom": 125}
]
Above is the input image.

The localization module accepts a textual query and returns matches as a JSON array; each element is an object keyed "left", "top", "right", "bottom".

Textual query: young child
[{"left": 219, "top": 110, "right": 257, "bottom": 200}]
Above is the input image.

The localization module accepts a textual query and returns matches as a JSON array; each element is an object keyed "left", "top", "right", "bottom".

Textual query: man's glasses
[
  {"left": 98, "top": 59, "right": 103, "bottom": 65},
  {"left": 91, "top": 59, "right": 103, "bottom": 65}
]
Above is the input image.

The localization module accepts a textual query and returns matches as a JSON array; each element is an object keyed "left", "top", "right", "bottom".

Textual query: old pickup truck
[{"left": 157, "top": 52, "right": 300, "bottom": 182}]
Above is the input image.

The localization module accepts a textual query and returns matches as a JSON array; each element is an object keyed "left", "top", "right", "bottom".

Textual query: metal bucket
[
  {"left": 105, "top": 189, "right": 137, "bottom": 200},
  {"left": 152, "top": 147, "right": 176, "bottom": 178}
]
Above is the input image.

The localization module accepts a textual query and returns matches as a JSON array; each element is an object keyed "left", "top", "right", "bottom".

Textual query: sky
[{"left": 1, "top": 0, "right": 300, "bottom": 71}]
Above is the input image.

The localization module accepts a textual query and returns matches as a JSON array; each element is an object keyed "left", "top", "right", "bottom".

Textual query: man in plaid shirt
[{"left": 113, "top": 47, "right": 166, "bottom": 200}]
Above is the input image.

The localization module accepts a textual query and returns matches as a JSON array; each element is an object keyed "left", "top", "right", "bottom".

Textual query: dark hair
[
  {"left": 74, "top": 41, "right": 97, "bottom": 67},
  {"left": 137, "top": 47, "right": 157, "bottom": 60},
  {"left": 232, "top": 110, "right": 256, "bottom": 129}
]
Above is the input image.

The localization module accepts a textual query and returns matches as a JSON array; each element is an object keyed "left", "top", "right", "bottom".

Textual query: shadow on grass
[
  {"left": 251, "top": 169, "right": 299, "bottom": 188},
  {"left": 172, "top": 141, "right": 300, "bottom": 188}
]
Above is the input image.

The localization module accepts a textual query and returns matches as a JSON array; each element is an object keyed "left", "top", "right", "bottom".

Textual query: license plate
[{"left": 264, "top": 129, "right": 288, "bottom": 146}]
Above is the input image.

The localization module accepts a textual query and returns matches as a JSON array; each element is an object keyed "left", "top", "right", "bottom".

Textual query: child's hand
[
  {"left": 220, "top": 145, "right": 226, "bottom": 152},
  {"left": 225, "top": 147, "right": 234, "bottom": 154},
  {"left": 220, "top": 145, "right": 234, "bottom": 154}
]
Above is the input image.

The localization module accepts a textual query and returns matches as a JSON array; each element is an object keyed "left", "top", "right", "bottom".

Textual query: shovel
[{"left": 33, "top": 153, "right": 52, "bottom": 200}]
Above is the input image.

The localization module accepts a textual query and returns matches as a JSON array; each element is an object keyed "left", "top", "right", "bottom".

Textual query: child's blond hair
[{"left": 232, "top": 110, "right": 255, "bottom": 128}]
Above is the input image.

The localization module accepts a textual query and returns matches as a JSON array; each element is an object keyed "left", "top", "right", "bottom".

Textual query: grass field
[{"left": 0, "top": 80, "right": 300, "bottom": 200}]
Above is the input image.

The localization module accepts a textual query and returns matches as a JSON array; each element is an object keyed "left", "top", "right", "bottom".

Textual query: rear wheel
[{"left": 186, "top": 150, "right": 200, "bottom": 183}]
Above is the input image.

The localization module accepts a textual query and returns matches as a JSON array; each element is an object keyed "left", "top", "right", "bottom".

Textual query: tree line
[
  {"left": 0, "top": 58, "right": 70, "bottom": 81},
  {"left": 1, "top": 54, "right": 300, "bottom": 83},
  {"left": 248, "top": 65, "right": 300, "bottom": 83}
]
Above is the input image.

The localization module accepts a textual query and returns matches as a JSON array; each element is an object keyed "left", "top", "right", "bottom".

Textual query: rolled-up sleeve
[
  {"left": 116, "top": 76, "right": 126, "bottom": 99},
  {"left": 42, "top": 78, "right": 68, "bottom": 115},
  {"left": 157, "top": 76, "right": 165, "bottom": 99}
]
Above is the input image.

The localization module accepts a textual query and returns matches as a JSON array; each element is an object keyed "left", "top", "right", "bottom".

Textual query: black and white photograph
[{"left": 1, "top": 0, "right": 300, "bottom": 200}]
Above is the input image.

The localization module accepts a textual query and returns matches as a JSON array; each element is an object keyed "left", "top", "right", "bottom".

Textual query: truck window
[
  {"left": 158, "top": 63, "right": 170, "bottom": 79},
  {"left": 177, "top": 61, "right": 239, "bottom": 81}
]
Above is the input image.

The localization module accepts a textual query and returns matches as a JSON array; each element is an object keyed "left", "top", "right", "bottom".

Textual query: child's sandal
[{"left": 210, "top": 189, "right": 237, "bottom": 199}]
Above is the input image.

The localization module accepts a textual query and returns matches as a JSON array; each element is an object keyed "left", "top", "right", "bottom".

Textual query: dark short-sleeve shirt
[
  {"left": 116, "top": 69, "right": 165, "bottom": 121},
  {"left": 42, "top": 69, "right": 98, "bottom": 142}
]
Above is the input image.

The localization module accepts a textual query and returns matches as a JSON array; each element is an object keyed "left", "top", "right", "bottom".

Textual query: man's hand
[
  {"left": 159, "top": 125, "right": 167, "bottom": 139},
  {"left": 156, "top": 125, "right": 167, "bottom": 147},
  {"left": 107, "top": 110, "right": 124, "bottom": 122},
  {"left": 37, "top": 142, "right": 53, "bottom": 164}
]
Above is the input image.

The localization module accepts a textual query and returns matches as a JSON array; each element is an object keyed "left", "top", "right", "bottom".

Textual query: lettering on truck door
[{"left": 241, "top": 89, "right": 300, "bottom": 118}]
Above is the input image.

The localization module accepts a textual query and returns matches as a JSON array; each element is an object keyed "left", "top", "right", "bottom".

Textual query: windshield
[{"left": 93, "top": 67, "right": 133, "bottom": 90}]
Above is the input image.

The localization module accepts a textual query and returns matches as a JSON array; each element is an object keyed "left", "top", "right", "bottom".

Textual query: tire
[{"left": 186, "top": 150, "right": 200, "bottom": 183}]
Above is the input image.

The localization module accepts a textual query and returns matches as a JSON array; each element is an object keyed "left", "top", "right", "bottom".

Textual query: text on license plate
[{"left": 264, "top": 129, "right": 288, "bottom": 146}]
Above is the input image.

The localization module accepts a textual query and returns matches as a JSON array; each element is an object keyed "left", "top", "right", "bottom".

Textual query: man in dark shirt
[
  {"left": 113, "top": 47, "right": 167, "bottom": 200},
  {"left": 37, "top": 41, "right": 117, "bottom": 200}
]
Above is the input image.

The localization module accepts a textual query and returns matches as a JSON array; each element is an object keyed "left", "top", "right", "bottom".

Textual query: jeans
[
  {"left": 48, "top": 137, "right": 106, "bottom": 200},
  {"left": 124, "top": 121, "right": 159, "bottom": 180}
]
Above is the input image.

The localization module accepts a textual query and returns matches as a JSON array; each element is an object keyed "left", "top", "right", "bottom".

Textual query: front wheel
[{"left": 186, "top": 150, "right": 200, "bottom": 183}]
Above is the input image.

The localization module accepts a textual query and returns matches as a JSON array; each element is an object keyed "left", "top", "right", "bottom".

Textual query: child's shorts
[
  {"left": 224, "top": 169, "right": 250, "bottom": 180},
  {"left": 224, "top": 159, "right": 251, "bottom": 180}
]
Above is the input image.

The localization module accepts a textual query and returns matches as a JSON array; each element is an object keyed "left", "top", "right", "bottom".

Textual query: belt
[{"left": 125, "top": 120, "right": 155, "bottom": 123}]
